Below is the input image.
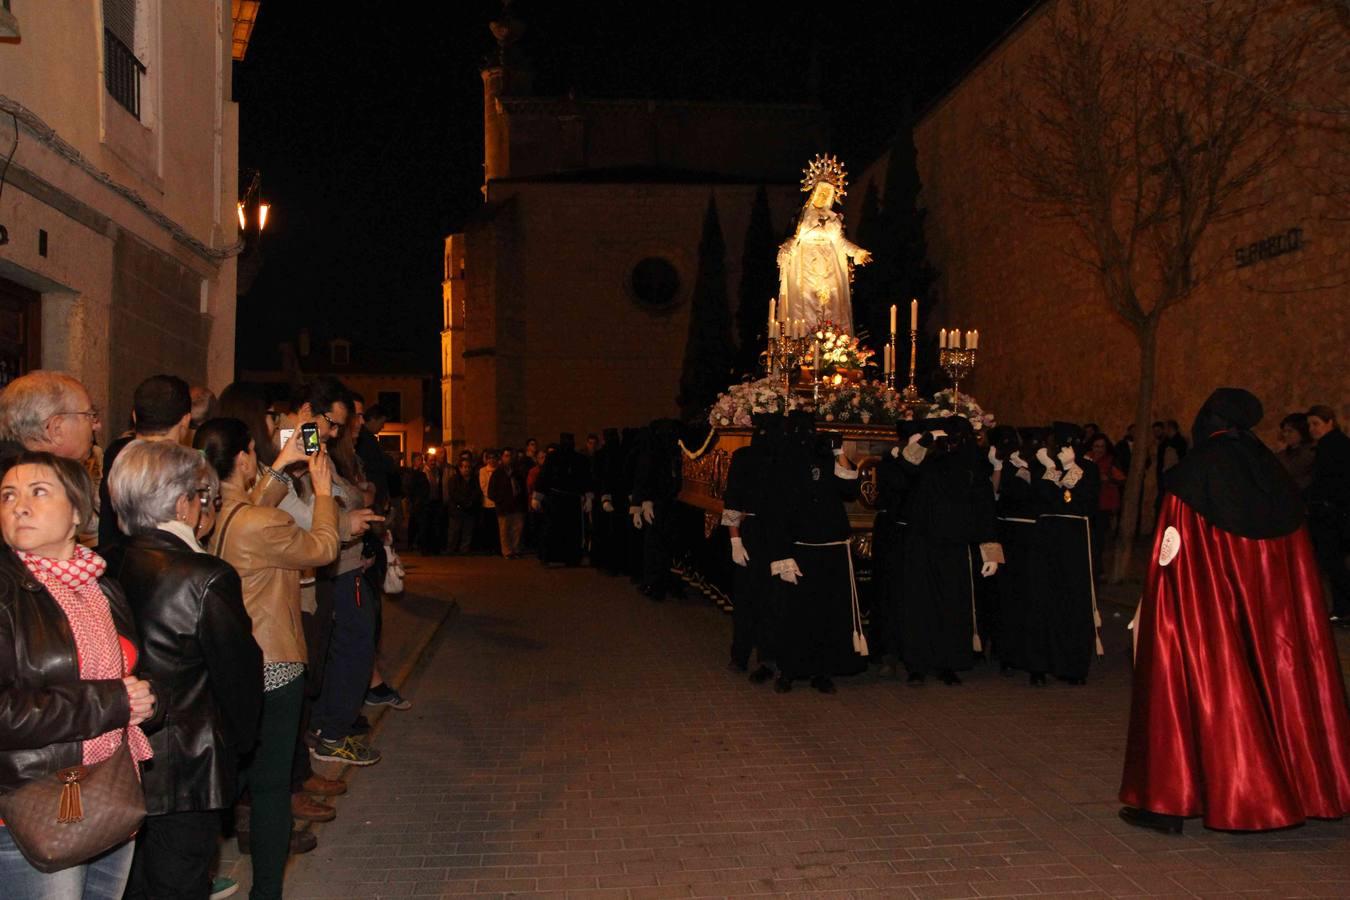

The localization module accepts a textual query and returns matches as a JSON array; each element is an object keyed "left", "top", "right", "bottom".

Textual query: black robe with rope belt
[
  {"left": 897, "top": 445, "right": 1001, "bottom": 675},
  {"left": 764, "top": 439, "right": 866, "bottom": 681},
  {"left": 1024, "top": 454, "right": 1102, "bottom": 681},
  {"left": 722, "top": 425, "right": 780, "bottom": 670}
]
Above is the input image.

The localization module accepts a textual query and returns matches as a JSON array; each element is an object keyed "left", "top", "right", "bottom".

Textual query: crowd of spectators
[{"left": 0, "top": 369, "right": 409, "bottom": 900}]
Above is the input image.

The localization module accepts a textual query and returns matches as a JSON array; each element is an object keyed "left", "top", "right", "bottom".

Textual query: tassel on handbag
[
  {"left": 56, "top": 768, "right": 84, "bottom": 824},
  {"left": 853, "top": 629, "right": 870, "bottom": 657}
]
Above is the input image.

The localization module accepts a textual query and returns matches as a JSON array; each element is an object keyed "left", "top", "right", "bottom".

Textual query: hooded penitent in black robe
[
  {"left": 991, "top": 431, "right": 1039, "bottom": 673},
  {"left": 633, "top": 419, "right": 684, "bottom": 599},
  {"left": 896, "top": 418, "right": 1001, "bottom": 678},
  {"left": 872, "top": 440, "right": 912, "bottom": 663},
  {"left": 535, "top": 435, "right": 591, "bottom": 566},
  {"left": 723, "top": 414, "right": 782, "bottom": 671},
  {"left": 1023, "top": 422, "right": 1103, "bottom": 683},
  {"left": 764, "top": 416, "right": 866, "bottom": 682},
  {"left": 590, "top": 428, "right": 625, "bottom": 574}
]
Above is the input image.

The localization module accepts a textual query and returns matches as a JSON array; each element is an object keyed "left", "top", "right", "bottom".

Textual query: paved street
[{"left": 281, "top": 555, "right": 1350, "bottom": 899}]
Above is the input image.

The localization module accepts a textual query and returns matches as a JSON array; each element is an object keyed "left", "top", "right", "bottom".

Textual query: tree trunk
[{"left": 1110, "top": 315, "right": 1160, "bottom": 584}]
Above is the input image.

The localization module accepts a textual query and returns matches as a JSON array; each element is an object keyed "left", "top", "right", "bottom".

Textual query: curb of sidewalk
[{"left": 292, "top": 593, "right": 461, "bottom": 838}]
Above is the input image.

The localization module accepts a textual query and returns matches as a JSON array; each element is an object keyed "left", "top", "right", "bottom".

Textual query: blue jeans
[
  {"left": 0, "top": 827, "right": 134, "bottom": 899},
  {"left": 311, "top": 569, "right": 377, "bottom": 741}
]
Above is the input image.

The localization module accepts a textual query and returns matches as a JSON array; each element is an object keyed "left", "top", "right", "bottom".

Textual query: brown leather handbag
[{"left": 0, "top": 733, "right": 146, "bottom": 873}]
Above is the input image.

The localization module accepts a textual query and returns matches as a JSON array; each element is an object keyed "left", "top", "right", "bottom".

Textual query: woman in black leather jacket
[
  {"left": 0, "top": 452, "right": 157, "bottom": 898},
  {"left": 104, "top": 440, "right": 263, "bottom": 899}
]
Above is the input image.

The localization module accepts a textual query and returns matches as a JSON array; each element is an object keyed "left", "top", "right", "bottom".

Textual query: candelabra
[
  {"left": 767, "top": 328, "right": 814, "bottom": 391},
  {"left": 939, "top": 346, "right": 978, "bottom": 412}
]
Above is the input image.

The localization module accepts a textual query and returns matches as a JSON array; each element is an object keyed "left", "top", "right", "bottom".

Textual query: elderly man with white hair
[{"left": 0, "top": 370, "right": 101, "bottom": 464}]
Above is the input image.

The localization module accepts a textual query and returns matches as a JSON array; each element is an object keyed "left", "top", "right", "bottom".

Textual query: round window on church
[{"left": 629, "top": 257, "right": 681, "bottom": 311}]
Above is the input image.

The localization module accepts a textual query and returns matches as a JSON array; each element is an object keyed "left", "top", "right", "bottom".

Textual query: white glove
[
  {"left": 1061, "top": 464, "right": 1084, "bottom": 489},
  {"left": 981, "top": 560, "right": 1000, "bottom": 577},
  {"left": 1036, "top": 448, "right": 1060, "bottom": 482},
  {"left": 902, "top": 442, "right": 927, "bottom": 465},
  {"left": 988, "top": 447, "right": 1002, "bottom": 472},
  {"left": 1009, "top": 450, "right": 1027, "bottom": 469},
  {"left": 530, "top": 492, "right": 543, "bottom": 512},
  {"left": 730, "top": 536, "right": 750, "bottom": 567},
  {"left": 629, "top": 505, "right": 643, "bottom": 529},
  {"left": 928, "top": 430, "right": 947, "bottom": 440},
  {"left": 641, "top": 500, "right": 655, "bottom": 524},
  {"left": 1057, "top": 446, "right": 1076, "bottom": 467},
  {"left": 771, "top": 558, "right": 804, "bottom": 584},
  {"left": 602, "top": 496, "right": 615, "bottom": 514},
  {"left": 582, "top": 492, "right": 594, "bottom": 514}
]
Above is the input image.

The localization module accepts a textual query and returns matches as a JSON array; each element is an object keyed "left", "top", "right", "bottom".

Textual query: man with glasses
[
  {"left": 96, "top": 374, "right": 194, "bottom": 550},
  {"left": 0, "top": 369, "right": 102, "bottom": 465}
]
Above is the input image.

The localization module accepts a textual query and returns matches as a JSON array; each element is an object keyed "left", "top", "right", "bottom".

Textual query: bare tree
[{"left": 991, "top": 0, "right": 1307, "bottom": 582}]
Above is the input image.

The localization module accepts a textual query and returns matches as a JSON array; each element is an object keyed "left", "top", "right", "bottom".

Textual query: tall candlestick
[
  {"left": 813, "top": 340, "right": 821, "bottom": 376},
  {"left": 883, "top": 344, "right": 891, "bottom": 375},
  {"left": 889, "top": 304, "right": 897, "bottom": 335},
  {"left": 910, "top": 298, "right": 918, "bottom": 330}
]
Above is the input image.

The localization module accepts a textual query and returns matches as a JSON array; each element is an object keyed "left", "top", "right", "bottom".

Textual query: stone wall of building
[
  {"left": 460, "top": 181, "right": 801, "bottom": 449},
  {"left": 911, "top": 1, "right": 1349, "bottom": 442},
  {"left": 0, "top": 1, "right": 240, "bottom": 429}
]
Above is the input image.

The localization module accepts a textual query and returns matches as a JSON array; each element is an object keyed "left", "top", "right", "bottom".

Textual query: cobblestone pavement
[{"left": 283, "top": 556, "right": 1350, "bottom": 899}]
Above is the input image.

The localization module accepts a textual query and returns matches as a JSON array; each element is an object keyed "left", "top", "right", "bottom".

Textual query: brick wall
[{"left": 910, "top": 1, "right": 1350, "bottom": 443}]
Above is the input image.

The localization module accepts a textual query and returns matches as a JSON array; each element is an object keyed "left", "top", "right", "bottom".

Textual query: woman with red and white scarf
[{"left": 0, "top": 451, "right": 156, "bottom": 898}]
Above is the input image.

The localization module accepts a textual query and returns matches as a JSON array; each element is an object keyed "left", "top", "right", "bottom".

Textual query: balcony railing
[{"left": 104, "top": 29, "right": 146, "bottom": 119}]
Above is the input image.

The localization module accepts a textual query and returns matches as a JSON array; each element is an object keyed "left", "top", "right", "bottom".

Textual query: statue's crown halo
[{"left": 801, "top": 153, "right": 848, "bottom": 200}]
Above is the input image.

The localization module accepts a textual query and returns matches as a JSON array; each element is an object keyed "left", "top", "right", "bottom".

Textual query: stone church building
[
  {"left": 441, "top": 18, "right": 826, "bottom": 451},
  {"left": 888, "top": 0, "right": 1349, "bottom": 441}
]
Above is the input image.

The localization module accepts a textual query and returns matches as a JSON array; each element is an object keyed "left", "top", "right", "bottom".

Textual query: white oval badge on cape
[{"left": 1159, "top": 526, "right": 1181, "bottom": 567}]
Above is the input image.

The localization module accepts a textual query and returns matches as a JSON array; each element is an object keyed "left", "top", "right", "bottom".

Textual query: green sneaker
[
  {"left": 311, "top": 735, "right": 382, "bottom": 766},
  {"left": 210, "top": 877, "right": 239, "bottom": 899}
]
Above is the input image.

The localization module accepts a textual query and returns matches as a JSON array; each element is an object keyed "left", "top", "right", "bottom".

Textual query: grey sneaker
[
  {"left": 311, "top": 736, "right": 382, "bottom": 766},
  {"left": 364, "top": 684, "right": 412, "bottom": 710}
]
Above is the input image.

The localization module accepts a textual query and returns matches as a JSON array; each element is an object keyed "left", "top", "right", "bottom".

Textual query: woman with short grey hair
[
  {"left": 103, "top": 440, "right": 262, "bottom": 897},
  {"left": 108, "top": 440, "right": 219, "bottom": 542}
]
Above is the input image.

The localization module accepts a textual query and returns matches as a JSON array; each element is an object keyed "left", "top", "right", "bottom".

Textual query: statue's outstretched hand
[{"left": 854, "top": 249, "right": 873, "bottom": 265}]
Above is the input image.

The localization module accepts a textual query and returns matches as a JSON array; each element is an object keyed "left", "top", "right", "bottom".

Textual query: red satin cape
[{"left": 1120, "top": 494, "right": 1350, "bottom": 830}]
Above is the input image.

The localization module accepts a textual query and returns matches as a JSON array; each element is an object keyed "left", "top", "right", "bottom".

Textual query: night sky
[{"left": 233, "top": 1, "right": 1032, "bottom": 373}]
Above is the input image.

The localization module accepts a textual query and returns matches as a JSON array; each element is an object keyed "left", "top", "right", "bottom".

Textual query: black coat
[
  {"left": 104, "top": 531, "right": 262, "bottom": 815},
  {"left": 0, "top": 547, "right": 145, "bottom": 794}
]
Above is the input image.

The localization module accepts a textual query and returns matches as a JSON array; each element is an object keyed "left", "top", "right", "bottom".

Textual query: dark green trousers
[{"left": 243, "top": 676, "right": 303, "bottom": 900}]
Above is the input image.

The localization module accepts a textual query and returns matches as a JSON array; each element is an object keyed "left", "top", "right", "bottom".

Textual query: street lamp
[{"left": 237, "top": 169, "right": 270, "bottom": 233}]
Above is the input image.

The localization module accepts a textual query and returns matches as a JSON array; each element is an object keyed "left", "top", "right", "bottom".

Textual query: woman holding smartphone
[{"left": 195, "top": 419, "right": 340, "bottom": 900}]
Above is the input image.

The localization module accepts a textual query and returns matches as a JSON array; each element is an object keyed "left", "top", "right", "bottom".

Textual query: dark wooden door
[{"left": 0, "top": 278, "right": 42, "bottom": 389}]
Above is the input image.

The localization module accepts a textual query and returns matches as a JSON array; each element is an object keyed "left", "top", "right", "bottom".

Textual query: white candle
[
  {"left": 889, "top": 304, "right": 897, "bottom": 335},
  {"left": 939, "top": 328, "right": 947, "bottom": 349},
  {"left": 886, "top": 345, "right": 894, "bottom": 374},
  {"left": 971, "top": 330, "right": 979, "bottom": 350},
  {"left": 882, "top": 345, "right": 889, "bottom": 374},
  {"left": 910, "top": 298, "right": 918, "bottom": 330},
  {"left": 768, "top": 298, "right": 776, "bottom": 332}
]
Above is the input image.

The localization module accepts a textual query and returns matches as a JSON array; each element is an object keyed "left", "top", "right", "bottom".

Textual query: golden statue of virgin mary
[{"left": 777, "top": 154, "right": 872, "bottom": 336}]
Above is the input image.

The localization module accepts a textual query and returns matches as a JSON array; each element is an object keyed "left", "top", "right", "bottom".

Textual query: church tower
[{"left": 481, "top": 0, "right": 532, "bottom": 192}]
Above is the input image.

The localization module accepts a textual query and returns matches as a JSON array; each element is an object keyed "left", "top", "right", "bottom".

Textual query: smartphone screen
[
  {"left": 300, "top": 422, "right": 321, "bottom": 456},
  {"left": 278, "top": 427, "right": 295, "bottom": 450}
]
